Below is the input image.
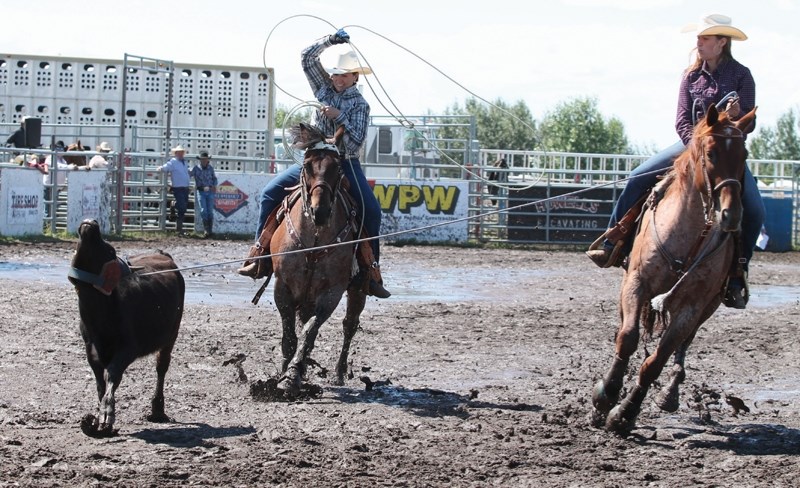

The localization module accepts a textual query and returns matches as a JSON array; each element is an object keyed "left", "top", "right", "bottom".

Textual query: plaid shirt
[
  {"left": 301, "top": 36, "right": 370, "bottom": 156},
  {"left": 159, "top": 157, "right": 190, "bottom": 188},
  {"left": 190, "top": 163, "right": 217, "bottom": 189},
  {"left": 676, "top": 58, "right": 755, "bottom": 144}
]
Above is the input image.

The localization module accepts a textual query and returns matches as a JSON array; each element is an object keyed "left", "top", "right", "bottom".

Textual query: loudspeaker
[{"left": 23, "top": 117, "right": 41, "bottom": 148}]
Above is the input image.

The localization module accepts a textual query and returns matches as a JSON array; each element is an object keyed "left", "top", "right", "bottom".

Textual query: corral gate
[{"left": 1, "top": 52, "right": 276, "bottom": 234}]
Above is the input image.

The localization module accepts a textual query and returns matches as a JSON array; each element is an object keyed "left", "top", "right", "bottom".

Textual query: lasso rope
[
  {"left": 262, "top": 14, "right": 548, "bottom": 192},
  {"left": 138, "top": 16, "right": 665, "bottom": 281}
]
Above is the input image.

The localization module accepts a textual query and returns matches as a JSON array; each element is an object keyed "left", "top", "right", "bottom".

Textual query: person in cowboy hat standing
[
  {"left": 158, "top": 144, "right": 191, "bottom": 236},
  {"left": 89, "top": 141, "right": 113, "bottom": 169},
  {"left": 191, "top": 150, "right": 218, "bottom": 238},
  {"left": 586, "top": 14, "right": 763, "bottom": 309},
  {"left": 238, "top": 29, "right": 390, "bottom": 298}
]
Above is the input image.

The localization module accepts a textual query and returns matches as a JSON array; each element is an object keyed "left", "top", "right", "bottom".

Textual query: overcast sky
[{"left": 5, "top": 0, "right": 799, "bottom": 150}]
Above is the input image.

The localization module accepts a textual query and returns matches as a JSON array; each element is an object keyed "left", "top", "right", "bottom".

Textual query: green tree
[
  {"left": 275, "top": 105, "right": 313, "bottom": 128},
  {"left": 440, "top": 97, "right": 539, "bottom": 151},
  {"left": 749, "top": 108, "right": 800, "bottom": 160},
  {"left": 539, "top": 97, "right": 629, "bottom": 154}
]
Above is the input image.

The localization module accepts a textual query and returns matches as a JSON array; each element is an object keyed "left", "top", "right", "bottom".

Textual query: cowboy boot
[
  {"left": 176, "top": 217, "right": 185, "bottom": 236},
  {"left": 237, "top": 218, "right": 279, "bottom": 279},
  {"left": 723, "top": 271, "right": 749, "bottom": 309},
  {"left": 368, "top": 262, "right": 391, "bottom": 299}
]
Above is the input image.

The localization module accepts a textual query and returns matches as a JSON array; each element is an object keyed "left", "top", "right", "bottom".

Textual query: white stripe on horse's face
[{"left": 723, "top": 127, "right": 734, "bottom": 151}]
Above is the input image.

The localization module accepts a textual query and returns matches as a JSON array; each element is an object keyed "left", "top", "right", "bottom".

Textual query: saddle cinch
[
  {"left": 586, "top": 189, "right": 747, "bottom": 303},
  {"left": 238, "top": 186, "right": 384, "bottom": 296}
]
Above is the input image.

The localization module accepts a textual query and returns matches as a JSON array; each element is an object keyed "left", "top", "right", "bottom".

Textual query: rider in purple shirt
[
  {"left": 587, "top": 14, "right": 764, "bottom": 310},
  {"left": 676, "top": 58, "right": 755, "bottom": 145}
]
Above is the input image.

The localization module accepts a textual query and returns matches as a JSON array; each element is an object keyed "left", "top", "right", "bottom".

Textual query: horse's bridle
[
  {"left": 698, "top": 126, "right": 745, "bottom": 221},
  {"left": 299, "top": 142, "right": 344, "bottom": 218}
]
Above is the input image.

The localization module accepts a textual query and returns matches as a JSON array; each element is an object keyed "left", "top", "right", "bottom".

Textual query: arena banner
[
  {"left": 373, "top": 179, "right": 468, "bottom": 243},
  {"left": 507, "top": 184, "right": 618, "bottom": 244},
  {"left": 0, "top": 167, "right": 44, "bottom": 236},
  {"left": 67, "top": 170, "right": 112, "bottom": 234},
  {"left": 208, "top": 173, "right": 274, "bottom": 235}
]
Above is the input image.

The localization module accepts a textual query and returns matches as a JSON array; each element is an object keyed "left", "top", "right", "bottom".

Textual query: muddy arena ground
[{"left": 0, "top": 236, "right": 799, "bottom": 487}]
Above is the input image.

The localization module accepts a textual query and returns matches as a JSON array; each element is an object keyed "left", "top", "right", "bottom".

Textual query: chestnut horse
[
  {"left": 592, "top": 106, "right": 758, "bottom": 434},
  {"left": 271, "top": 123, "right": 366, "bottom": 397}
]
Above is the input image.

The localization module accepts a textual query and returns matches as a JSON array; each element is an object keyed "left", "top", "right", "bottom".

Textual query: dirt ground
[{"left": 0, "top": 236, "right": 799, "bottom": 487}]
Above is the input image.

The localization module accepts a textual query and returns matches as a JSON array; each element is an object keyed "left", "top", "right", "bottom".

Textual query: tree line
[{"left": 276, "top": 99, "right": 800, "bottom": 161}]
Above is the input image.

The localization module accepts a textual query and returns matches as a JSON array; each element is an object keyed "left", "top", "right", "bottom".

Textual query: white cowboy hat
[
  {"left": 171, "top": 144, "right": 186, "bottom": 153},
  {"left": 97, "top": 141, "right": 112, "bottom": 152},
  {"left": 682, "top": 14, "right": 747, "bottom": 41},
  {"left": 326, "top": 51, "right": 372, "bottom": 75}
]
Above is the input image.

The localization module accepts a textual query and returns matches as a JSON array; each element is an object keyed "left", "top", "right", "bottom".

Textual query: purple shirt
[{"left": 675, "top": 58, "right": 755, "bottom": 144}]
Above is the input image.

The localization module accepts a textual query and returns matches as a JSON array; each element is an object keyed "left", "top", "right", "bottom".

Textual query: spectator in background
[
  {"left": 89, "top": 141, "right": 113, "bottom": 169},
  {"left": 157, "top": 145, "right": 191, "bottom": 236},
  {"left": 191, "top": 150, "right": 218, "bottom": 238},
  {"left": 43, "top": 141, "right": 76, "bottom": 186},
  {"left": 5, "top": 118, "right": 26, "bottom": 149}
]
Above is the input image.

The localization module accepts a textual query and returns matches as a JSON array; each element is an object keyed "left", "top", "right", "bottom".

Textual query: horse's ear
[
  {"left": 705, "top": 104, "right": 719, "bottom": 127},
  {"left": 736, "top": 106, "right": 758, "bottom": 135},
  {"left": 291, "top": 124, "right": 310, "bottom": 147}
]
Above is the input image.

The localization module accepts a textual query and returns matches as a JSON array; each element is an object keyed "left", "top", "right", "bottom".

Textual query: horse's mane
[
  {"left": 672, "top": 110, "right": 733, "bottom": 176},
  {"left": 288, "top": 124, "right": 327, "bottom": 152}
]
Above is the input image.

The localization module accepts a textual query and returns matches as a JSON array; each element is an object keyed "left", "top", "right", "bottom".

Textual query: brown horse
[
  {"left": 591, "top": 106, "right": 758, "bottom": 434},
  {"left": 271, "top": 123, "right": 366, "bottom": 397}
]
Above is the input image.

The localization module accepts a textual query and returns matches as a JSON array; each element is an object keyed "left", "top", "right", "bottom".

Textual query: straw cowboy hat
[
  {"left": 97, "top": 141, "right": 112, "bottom": 152},
  {"left": 682, "top": 14, "right": 747, "bottom": 41},
  {"left": 171, "top": 144, "right": 186, "bottom": 154},
  {"left": 326, "top": 51, "right": 372, "bottom": 75}
]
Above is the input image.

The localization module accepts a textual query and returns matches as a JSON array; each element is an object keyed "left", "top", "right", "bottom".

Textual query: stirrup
[
  {"left": 723, "top": 272, "right": 749, "bottom": 309},
  {"left": 586, "top": 235, "right": 624, "bottom": 269},
  {"left": 237, "top": 262, "right": 259, "bottom": 278},
  {"left": 237, "top": 244, "right": 272, "bottom": 279},
  {"left": 366, "top": 262, "right": 391, "bottom": 298}
]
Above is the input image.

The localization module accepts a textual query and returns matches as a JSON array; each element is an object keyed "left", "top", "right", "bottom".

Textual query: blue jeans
[
  {"left": 172, "top": 187, "right": 189, "bottom": 219},
  {"left": 609, "top": 140, "right": 765, "bottom": 264},
  {"left": 256, "top": 157, "right": 383, "bottom": 262},
  {"left": 196, "top": 190, "right": 215, "bottom": 223}
]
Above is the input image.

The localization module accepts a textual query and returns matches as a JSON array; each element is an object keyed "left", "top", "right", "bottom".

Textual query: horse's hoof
[
  {"left": 606, "top": 405, "right": 635, "bottom": 435},
  {"left": 80, "top": 414, "right": 99, "bottom": 437},
  {"left": 277, "top": 376, "right": 301, "bottom": 399},
  {"left": 146, "top": 412, "right": 172, "bottom": 423},
  {"left": 655, "top": 389, "right": 680, "bottom": 413},
  {"left": 590, "top": 408, "right": 608, "bottom": 429},
  {"left": 592, "top": 380, "right": 613, "bottom": 412}
]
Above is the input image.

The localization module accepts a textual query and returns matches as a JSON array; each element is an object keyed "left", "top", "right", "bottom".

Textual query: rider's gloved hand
[{"left": 329, "top": 29, "right": 350, "bottom": 45}]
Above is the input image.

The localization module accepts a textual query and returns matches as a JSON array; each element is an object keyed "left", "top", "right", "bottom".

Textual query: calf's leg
[{"left": 148, "top": 346, "right": 175, "bottom": 422}]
